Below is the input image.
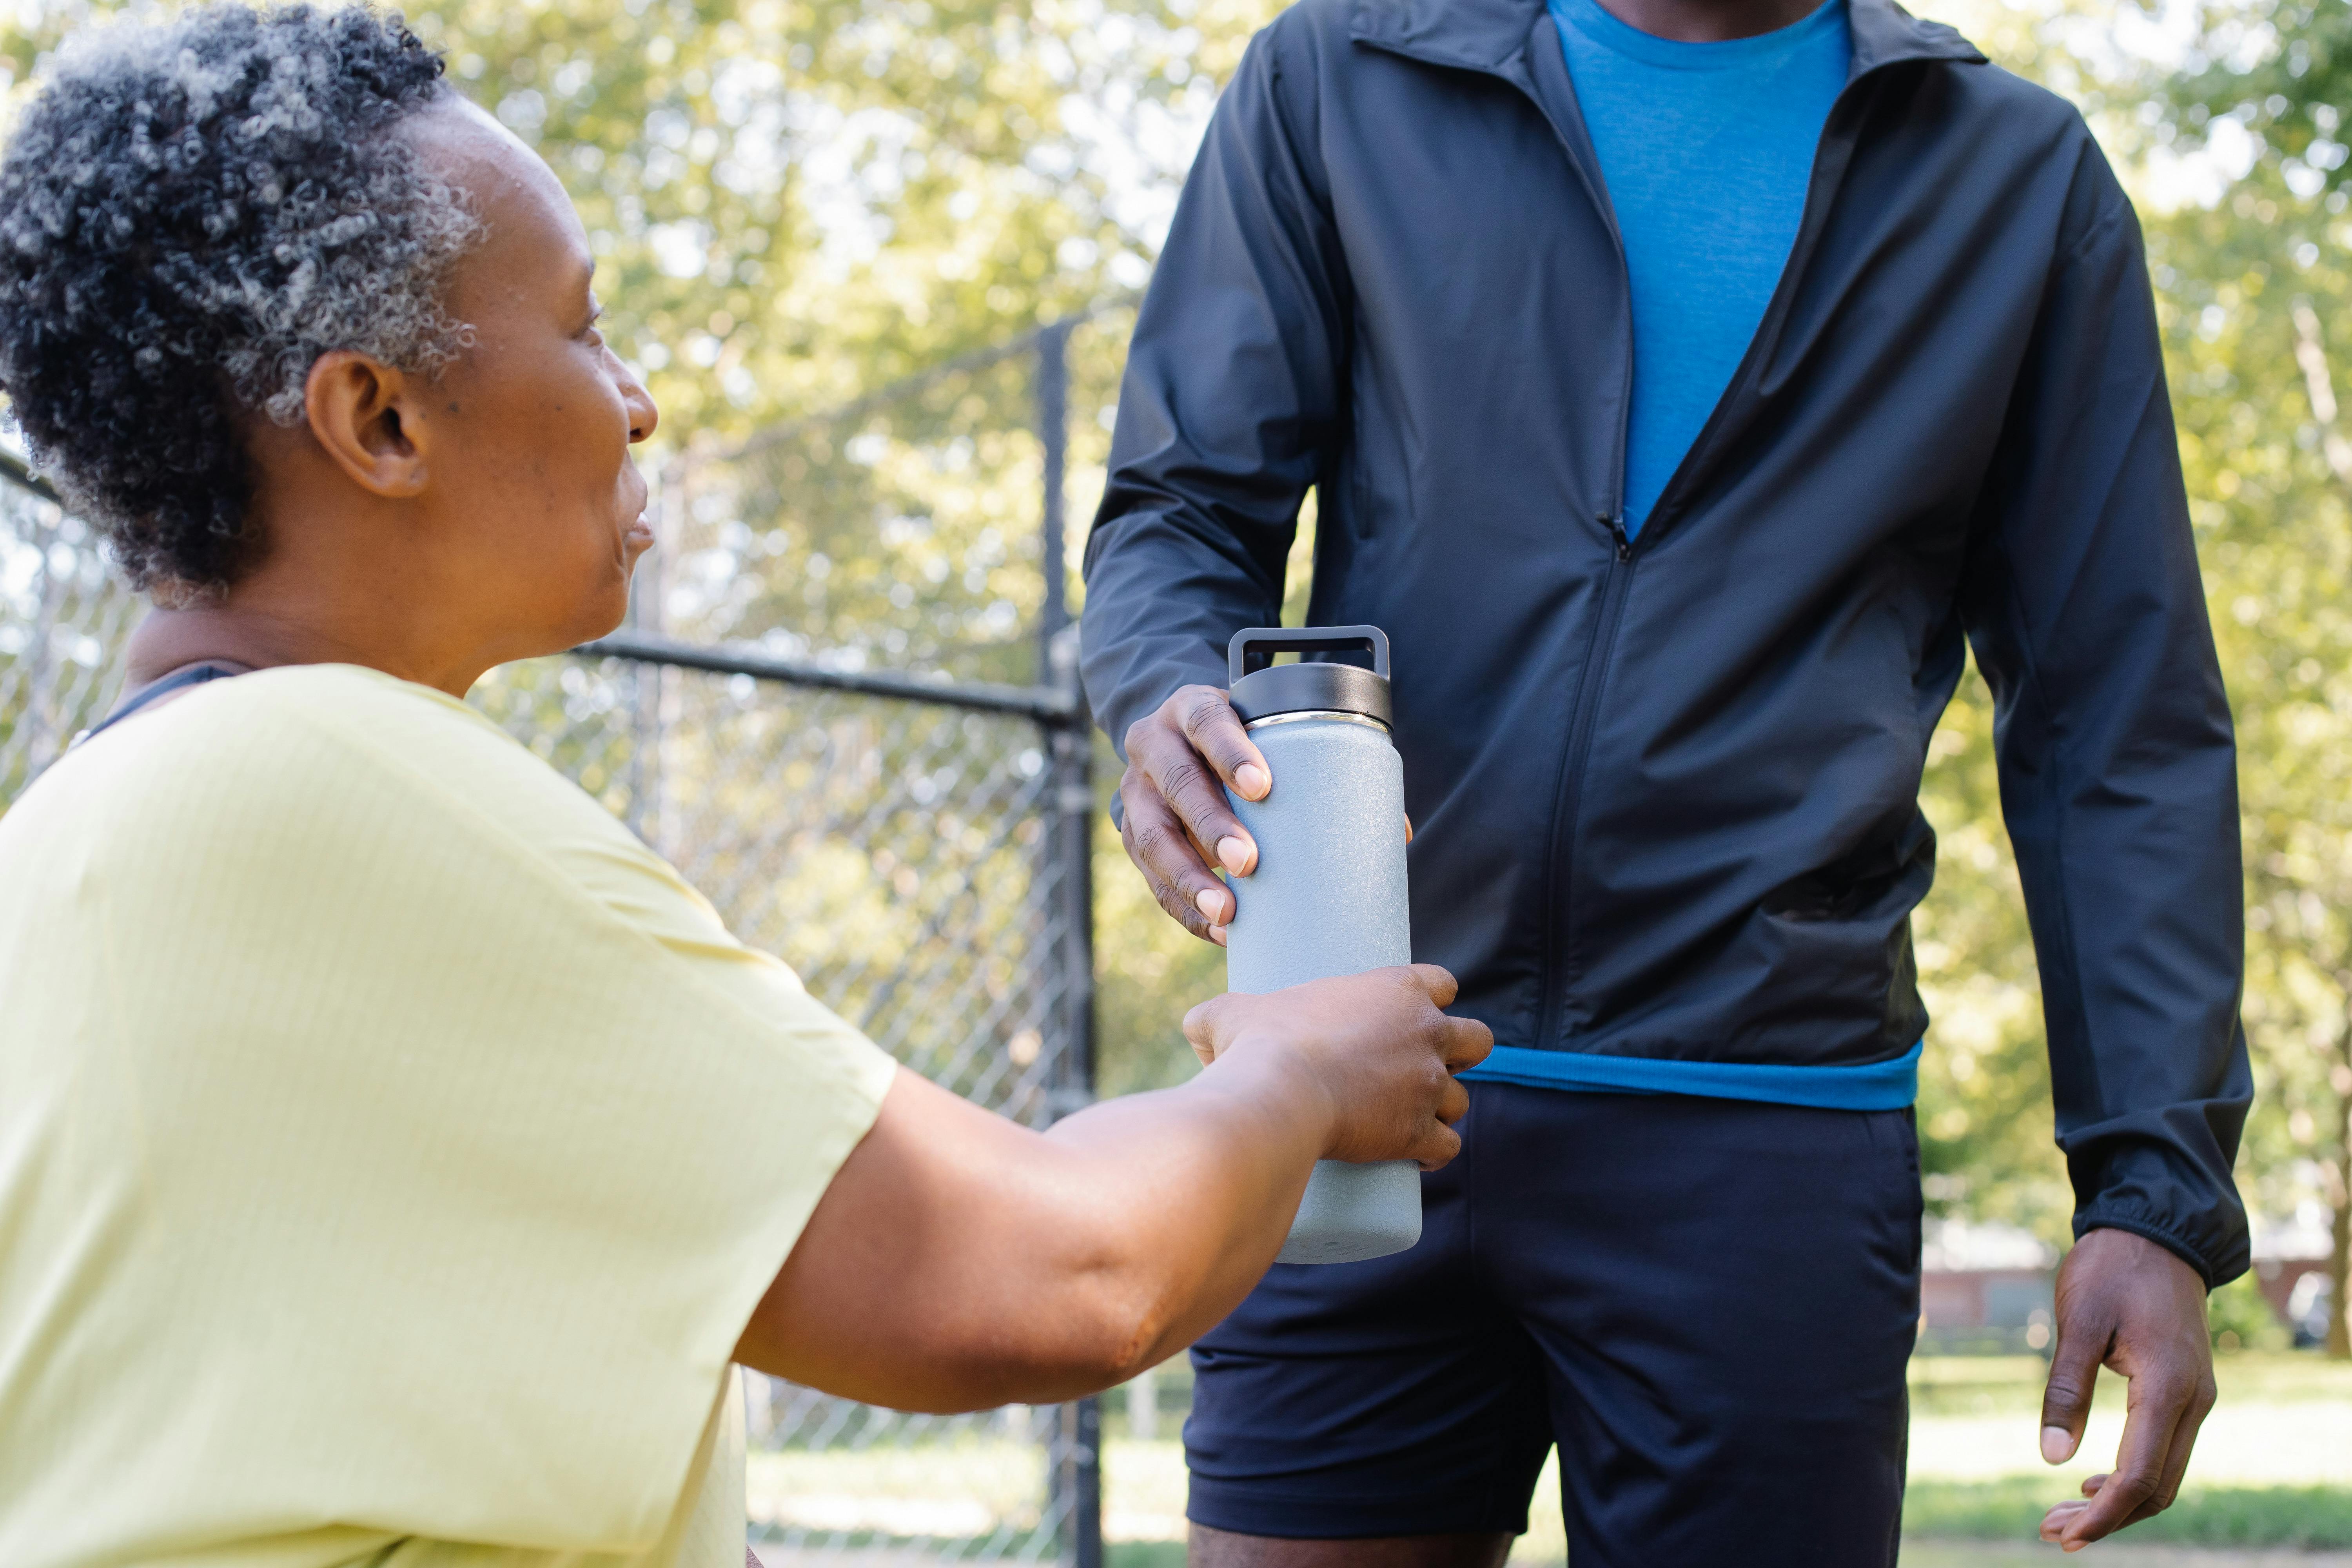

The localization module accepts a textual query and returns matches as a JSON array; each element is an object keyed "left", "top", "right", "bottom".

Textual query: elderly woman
[{"left": 0, "top": 9, "right": 1489, "bottom": 1566}]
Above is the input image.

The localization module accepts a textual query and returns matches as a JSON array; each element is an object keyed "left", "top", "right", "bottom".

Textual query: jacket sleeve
[
  {"left": 1960, "top": 161, "right": 2254, "bottom": 1287},
  {"left": 1079, "top": 20, "right": 1352, "bottom": 756}
]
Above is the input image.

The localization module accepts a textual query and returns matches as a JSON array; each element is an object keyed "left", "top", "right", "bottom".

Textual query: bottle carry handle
[{"left": 1227, "top": 625, "right": 1392, "bottom": 684}]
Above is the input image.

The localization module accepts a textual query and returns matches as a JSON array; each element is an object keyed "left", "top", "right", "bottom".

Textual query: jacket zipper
[
  {"left": 1534, "top": 513, "right": 1635, "bottom": 1045},
  {"left": 1514, "top": 31, "right": 1639, "bottom": 1050}
]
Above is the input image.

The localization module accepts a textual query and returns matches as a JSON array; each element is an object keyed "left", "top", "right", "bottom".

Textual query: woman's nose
[{"left": 615, "top": 353, "right": 659, "bottom": 443}]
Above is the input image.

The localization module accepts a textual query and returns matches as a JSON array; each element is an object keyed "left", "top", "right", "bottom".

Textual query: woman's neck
[
  {"left": 124, "top": 607, "right": 282, "bottom": 688},
  {"left": 122, "top": 602, "right": 463, "bottom": 693}
]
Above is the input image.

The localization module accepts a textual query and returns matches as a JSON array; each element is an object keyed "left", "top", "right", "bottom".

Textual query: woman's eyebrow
[{"left": 565, "top": 255, "right": 598, "bottom": 317}]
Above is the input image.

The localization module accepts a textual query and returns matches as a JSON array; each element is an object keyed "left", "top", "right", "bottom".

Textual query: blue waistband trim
[{"left": 1459, "top": 1040, "right": 1922, "bottom": 1110}]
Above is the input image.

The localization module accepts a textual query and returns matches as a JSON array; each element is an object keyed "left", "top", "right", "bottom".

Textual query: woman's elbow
[{"left": 971, "top": 1263, "right": 1178, "bottom": 1405}]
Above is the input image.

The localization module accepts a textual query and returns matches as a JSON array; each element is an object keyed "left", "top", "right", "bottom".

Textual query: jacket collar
[{"left": 1347, "top": 0, "right": 1984, "bottom": 82}]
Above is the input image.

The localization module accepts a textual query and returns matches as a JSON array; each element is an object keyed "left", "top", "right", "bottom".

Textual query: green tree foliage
[
  {"left": 0, "top": 0, "right": 1214, "bottom": 438},
  {"left": 2137, "top": 0, "right": 2352, "bottom": 1353},
  {"left": 2148, "top": 169, "right": 2352, "bottom": 1355},
  {"left": 2158, "top": 0, "right": 2352, "bottom": 203}
]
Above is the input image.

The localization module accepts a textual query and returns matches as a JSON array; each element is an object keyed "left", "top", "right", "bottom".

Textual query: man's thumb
[{"left": 2039, "top": 1328, "right": 2100, "bottom": 1464}]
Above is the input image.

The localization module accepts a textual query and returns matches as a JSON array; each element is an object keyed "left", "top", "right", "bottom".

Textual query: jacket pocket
[{"left": 1745, "top": 813, "right": 1938, "bottom": 1046}]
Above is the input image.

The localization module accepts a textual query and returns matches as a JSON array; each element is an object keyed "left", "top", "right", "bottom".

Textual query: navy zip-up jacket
[{"left": 1079, "top": 0, "right": 2254, "bottom": 1283}]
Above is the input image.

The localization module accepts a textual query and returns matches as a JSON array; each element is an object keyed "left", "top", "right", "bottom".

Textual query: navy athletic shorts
[{"left": 1185, "top": 1083, "right": 1924, "bottom": 1567}]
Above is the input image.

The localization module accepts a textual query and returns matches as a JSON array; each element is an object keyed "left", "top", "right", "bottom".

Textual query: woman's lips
[{"left": 617, "top": 515, "right": 655, "bottom": 571}]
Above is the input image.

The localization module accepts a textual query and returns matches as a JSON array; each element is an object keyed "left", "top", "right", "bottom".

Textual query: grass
[
  {"left": 1102, "top": 1492, "right": 2352, "bottom": 1566},
  {"left": 750, "top": 1350, "right": 2352, "bottom": 1564},
  {"left": 1903, "top": 1479, "right": 2352, "bottom": 1548},
  {"left": 1108, "top": 1546, "right": 1185, "bottom": 1568},
  {"left": 1906, "top": 1350, "right": 2352, "bottom": 1418}
]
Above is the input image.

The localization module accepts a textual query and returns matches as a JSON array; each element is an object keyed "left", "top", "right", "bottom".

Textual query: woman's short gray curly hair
[{"left": 0, "top": 4, "right": 482, "bottom": 594}]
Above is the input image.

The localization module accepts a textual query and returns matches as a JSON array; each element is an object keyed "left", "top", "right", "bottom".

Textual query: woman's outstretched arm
[{"left": 734, "top": 964, "right": 1488, "bottom": 1411}]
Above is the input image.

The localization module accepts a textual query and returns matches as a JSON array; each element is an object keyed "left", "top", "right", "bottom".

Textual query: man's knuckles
[
  {"left": 1174, "top": 684, "right": 1236, "bottom": 735},
  {"left": 1153, "top": 753, "right": 1216, "bottom": 808},
  {"left": 1125, "top": 815, "right": 1188, "bottom": 870}
]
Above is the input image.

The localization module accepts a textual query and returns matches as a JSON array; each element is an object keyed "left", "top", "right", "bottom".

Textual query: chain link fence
[
  {"left": 0, "top": 458, "right": 141, "bottom": 800},
  {"left": 0, "top": 302, "right": 1142, "bottom": 1564}
]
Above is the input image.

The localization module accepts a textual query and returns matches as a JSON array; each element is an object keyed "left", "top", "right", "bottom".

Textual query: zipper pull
[{"left": 1598, "top": 510, "right": 1632, "bottom": 563}]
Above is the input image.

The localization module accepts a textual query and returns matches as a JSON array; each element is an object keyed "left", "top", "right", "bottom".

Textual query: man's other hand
[
  {"left": 1120, "top": 684, "right": 1270, "bottom": 945},
  {"left": 2036, "top": 1227, "right": 2218, "bottom": 1551}
]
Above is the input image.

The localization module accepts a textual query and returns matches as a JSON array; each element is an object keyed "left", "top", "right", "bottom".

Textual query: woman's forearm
[
  {"left": 736, "top": 967, "right": 1484, "bottom": 1412},
  {"left": 737, "top": 1051, "right": 1332, "bottom": 1410},
  {"left": 1036, "top": 1041, "right": 1339, "bottom": 1371}
]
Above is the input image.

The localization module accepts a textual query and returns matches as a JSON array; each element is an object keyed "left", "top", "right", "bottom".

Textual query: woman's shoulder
[{"left": 6, "top": 658, "right": 745, "bottom": 976}]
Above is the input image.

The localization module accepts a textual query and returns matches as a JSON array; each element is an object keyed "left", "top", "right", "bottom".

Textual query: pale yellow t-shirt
[{"left": 0, "top": 663, "right": 899, "bottom": 1568}]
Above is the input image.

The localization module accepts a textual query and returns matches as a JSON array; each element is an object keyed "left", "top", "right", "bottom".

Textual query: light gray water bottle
[{"left": 1222, "top": 625, "right": 1420, "bottom": 1265}]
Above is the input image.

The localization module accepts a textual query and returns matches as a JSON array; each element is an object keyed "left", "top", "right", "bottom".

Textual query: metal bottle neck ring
[{"left": 1241, "top": 709, "right": 1393, "bottom": 735}]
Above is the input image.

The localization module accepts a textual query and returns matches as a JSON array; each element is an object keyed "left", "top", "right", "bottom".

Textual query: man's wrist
[{"left": 2074, "top": 1214, "right": 2220, "bottom": 1289}]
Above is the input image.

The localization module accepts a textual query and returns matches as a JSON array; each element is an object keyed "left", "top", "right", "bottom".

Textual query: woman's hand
[
  {"left": 1182, "top": 964, "right": 1488, "bottom": 1169},
  {"left": 735, "top": 965, "right": 1490, "bottom": 1412}
]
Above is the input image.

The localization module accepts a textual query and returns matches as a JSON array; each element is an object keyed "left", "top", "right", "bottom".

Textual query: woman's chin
[
  {"left": 580, "top": 591, "right": 633, "bottom": 646},
  {"left": 544, "top": 580, "right": 635, "bottom": 655}
]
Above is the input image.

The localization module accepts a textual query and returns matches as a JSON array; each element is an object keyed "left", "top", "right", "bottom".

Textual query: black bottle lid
[{"left": 1225, "top": 625, "right": 1393, "bottom": 728}]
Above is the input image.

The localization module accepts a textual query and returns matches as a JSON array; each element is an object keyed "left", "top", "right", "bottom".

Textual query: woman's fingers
[
  {"left": 1407, "top": 962, "right": 1460, "bottom": 1009},
  {"left": 1410, "top": 1116, "right": 1463, "bottom": 1171},
  {"left": 1442, "top": 1015, "right": 1492, "bottom": 1074}
]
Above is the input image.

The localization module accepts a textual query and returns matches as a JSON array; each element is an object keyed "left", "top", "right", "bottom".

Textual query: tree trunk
[{"left": 2293, "top": 299, "right": 2352, "bottom": 489}]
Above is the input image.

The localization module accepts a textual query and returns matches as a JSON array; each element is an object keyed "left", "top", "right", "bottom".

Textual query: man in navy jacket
[{"left": 1080, "top": 0, "right": 2253, "bottom": 1560}]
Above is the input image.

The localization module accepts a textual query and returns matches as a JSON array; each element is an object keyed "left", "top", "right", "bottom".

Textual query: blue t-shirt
[
  {"left": 1549, "top": 0, "right": 1851, "bottom": 534},
  {"left": 1459, "top": 0, "right": 1920, "bottom": 1110}
]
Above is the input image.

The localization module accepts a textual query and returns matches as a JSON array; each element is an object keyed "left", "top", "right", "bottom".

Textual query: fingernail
[
  {"left": 1235, "top": 763, "right": 1270, "bottom": 800},
  {"left": 1194, "top": 887, "right": 1225, "bottom": 921},
  {"left": 1209, "top": 925, "right": 1228, "bottom": 947},
  {"left": 2042, "top": 1426, "right": 2073, "bottom": 1464},
  {"left": 1216, "top": 836, "right": 1252, "bottom": 875}
]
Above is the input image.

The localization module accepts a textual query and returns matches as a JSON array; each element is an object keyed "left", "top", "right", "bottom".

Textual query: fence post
[
  {"left": 1036, "top": 318, "right": 1104, "bottom": 1568},
  {"left": 1048, "top": 685, "right": 1102, "bottom": 1568},
  {"left": 1036, "top": 319, "right": 1074, "bottom": 684}
]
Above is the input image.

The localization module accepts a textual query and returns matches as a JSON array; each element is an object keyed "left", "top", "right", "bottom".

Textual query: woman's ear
[{"left": 302, "top": 351, "right": 430, "bottom": 498}]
